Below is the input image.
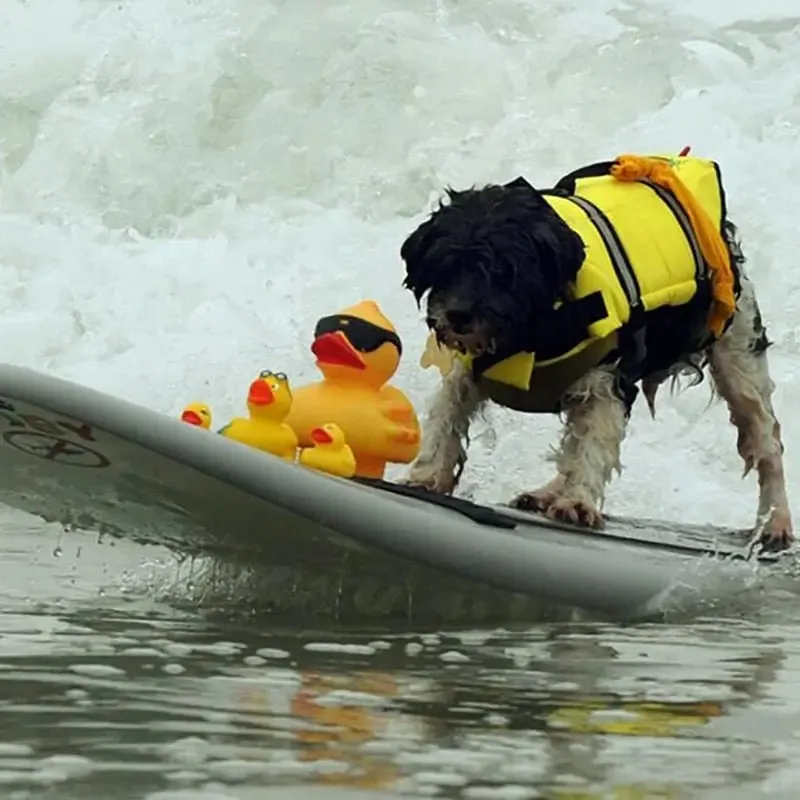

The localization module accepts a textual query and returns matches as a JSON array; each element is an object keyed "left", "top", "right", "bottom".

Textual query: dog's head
[{"left": 400, "top": 181, "right": 586, "bottom": 358}]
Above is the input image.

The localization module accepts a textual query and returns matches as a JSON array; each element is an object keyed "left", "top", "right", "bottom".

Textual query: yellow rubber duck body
[
  {"left": 285, "top": 300, "right": 421, "bottom": 479},
  {"left": 180, "top": 402, "right": 212, "bottom": 429},
  {"left": 299, "top": 423, "right": 357, "bottom": 478},
  {"left": 219, "top": 370, "right": 298, "bottom": 461}
]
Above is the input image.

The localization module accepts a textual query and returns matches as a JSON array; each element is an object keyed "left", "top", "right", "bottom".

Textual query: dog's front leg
[
  {"left": 401, "top": 360, "right": 486, "bottom": 494},
  {"left": 708, "top": 274, "right": 793, "bottom": 549},
  {"left": 512, "top": 366, "right": 627, "bottom": 527}
]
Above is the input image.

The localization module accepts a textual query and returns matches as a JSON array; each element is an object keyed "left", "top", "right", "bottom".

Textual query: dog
[{"left": 397, "top": 153, "right": 793, "bottom": 550}]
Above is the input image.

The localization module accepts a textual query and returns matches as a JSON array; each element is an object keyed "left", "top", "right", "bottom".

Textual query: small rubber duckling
[
  {"left": 218, "top": 370, "right": 298, "bottom": 461},
  {"left": 299, "top": 423, "right": 357, "bottom": 478},
  {"left": 180, "top": 402, "right": 212, "bottom": 429}
]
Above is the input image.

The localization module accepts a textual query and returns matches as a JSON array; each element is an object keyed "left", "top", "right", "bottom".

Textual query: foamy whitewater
[{"left": 1, "top": 0, "right": 799, "bottom": 530}]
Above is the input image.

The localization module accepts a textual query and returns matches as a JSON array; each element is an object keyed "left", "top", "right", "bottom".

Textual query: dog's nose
[{"left": 445, "top": 310, "right": 472, "bottom": 331}]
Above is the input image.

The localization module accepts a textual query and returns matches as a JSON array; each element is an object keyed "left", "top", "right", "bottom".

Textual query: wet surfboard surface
[{"left": 0, "top": 363, "right": 783, "bottom": 623}]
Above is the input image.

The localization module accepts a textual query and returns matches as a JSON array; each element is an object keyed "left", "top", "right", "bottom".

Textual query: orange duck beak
[
  {"left": 247, "top": 379, "right": 274, "bottom": 406},
  {"left": 310, "top": 426, "right": 334, "bottom": 444},
  {"left": 181, "top": 410, "right": 203, "bottom": 426},
  {"left": 311, "top": 331, "right": 365, "bottom": 370}
]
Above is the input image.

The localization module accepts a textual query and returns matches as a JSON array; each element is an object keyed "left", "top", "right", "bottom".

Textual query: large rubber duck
[
  {"left": 299, "top": 423, "right": 357, "bottom": 479},
  {"left": 218, "top": 370, "right": 298, "bottom": 461},
  {"left": 285, "top": 300, "right": 421, "bottom": 479},
  {"left": 180, "top": 402, "right": 213, "bottom": 429}
]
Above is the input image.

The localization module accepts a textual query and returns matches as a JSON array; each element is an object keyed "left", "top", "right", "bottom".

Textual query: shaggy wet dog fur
[{"left": 398, "top": 177, "right": 793, "bottom": 550}]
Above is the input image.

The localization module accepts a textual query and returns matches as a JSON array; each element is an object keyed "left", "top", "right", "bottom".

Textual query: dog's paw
[
  {"left": 397, "top": 466, "right": 457, "bottom": 495},
  {"left": 545, "top": 495, "right": 605, "bottom": 529},
  {"left": 508, "top": 475, "right": 567, "bottom": 512},
  {"left": 511, "top": 489, "right": 604, "bottom": 529},
  {"left": 509, "top": 479, "right": 564, "bottom": 514},
  {"left": 759, "top": 508, "right": 794, "bottom": 552}
]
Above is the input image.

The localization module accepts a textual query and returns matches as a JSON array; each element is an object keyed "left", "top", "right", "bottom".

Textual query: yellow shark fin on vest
[
  {"left": 420, "top": 335, "right": 535, "bottom": 391},
  {"left": 482, "top": 352, "right": 536, "bottom": 390},
  {"left": 420, "top": 332, "right": 456, "bottom": 377}
]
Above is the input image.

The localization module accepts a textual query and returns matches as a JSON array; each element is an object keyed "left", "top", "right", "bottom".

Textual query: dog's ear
[
  {"left": 401, "top": 185, "right": 483, "bottom": 303},
  {"left": 527, "top": 213, "right": 586, "bottom": 299},
  {"left": 499, "top": 181, "right": 586, "bottom": 304},
  {"left": 400, "top": 193, "right": 456, "bottom": 305},
  {"left": 399, "top": 218, "right": 434, "bottom": 305}
]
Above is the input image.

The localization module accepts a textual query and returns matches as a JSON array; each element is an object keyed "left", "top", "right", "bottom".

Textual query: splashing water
[{"left": 0, "top": 0, "right": 799, "bottom": 531}]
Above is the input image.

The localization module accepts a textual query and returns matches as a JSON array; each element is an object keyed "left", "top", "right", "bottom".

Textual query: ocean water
[{"left": 1, "top": 0, "right": 800, "bottom": 797}]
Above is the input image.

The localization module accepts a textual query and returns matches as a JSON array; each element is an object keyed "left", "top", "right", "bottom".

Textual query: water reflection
[{"left": 0, "top": 602, "right": 797, "bottom": 798}]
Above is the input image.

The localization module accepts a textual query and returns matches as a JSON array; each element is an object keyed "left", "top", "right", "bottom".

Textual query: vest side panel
[{"left": 574, "top": 179, "right": 698, "bottom": 313}]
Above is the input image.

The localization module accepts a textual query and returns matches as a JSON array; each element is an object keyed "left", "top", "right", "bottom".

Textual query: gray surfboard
[{"left": 0, "top": 363, "right": 782, "bottom": 624}]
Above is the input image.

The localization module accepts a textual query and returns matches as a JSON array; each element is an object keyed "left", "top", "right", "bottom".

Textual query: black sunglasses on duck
[{"left": 313, "top": 315, "right": 403, "bottom": 355}]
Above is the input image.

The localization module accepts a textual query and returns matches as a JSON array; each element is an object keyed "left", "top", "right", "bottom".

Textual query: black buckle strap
[
  {"left": 553, "top": 161, "right": 618, "bottom": 195},
  {"left": 530, "top": 291, "right": 609, "bottom": 361},
  {"left": 472, "top": 290, "right": 608, "bottom": 378}
]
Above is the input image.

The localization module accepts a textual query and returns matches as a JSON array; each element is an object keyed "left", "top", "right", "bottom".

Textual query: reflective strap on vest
[
  {"left": 562, "top": 194, "right": 642, "bottom": 313},
  {"left": 551, "top": 159, "right": 707, "bottom": 289}
]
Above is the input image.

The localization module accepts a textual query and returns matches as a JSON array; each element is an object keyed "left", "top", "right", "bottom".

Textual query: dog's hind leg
[
  {"left": 511, "top": 365, "right": 628, "bottom": 527},
  {"left": 400, "top": 359, "right": 487, "bottom": 494},
  {"left": 708, "top": 273, "right": 793, "bottom": 549}
]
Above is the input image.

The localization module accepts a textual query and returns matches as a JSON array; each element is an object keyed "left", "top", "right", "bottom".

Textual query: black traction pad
[
  {"left": 351, "top": 477, "right": 785, "bottom": 563},
  {"left": 351, "top": 477, "right": 518, "bottom": 529}
]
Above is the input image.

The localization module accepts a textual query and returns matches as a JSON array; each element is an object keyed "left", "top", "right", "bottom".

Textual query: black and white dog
[{"left": 398, "top": 173, "right": 793, "bottom": 550}]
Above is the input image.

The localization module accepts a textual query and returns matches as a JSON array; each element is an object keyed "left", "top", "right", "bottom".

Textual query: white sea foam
[{"left": 1, "top": 0, "right": 798, "bottom": 528}]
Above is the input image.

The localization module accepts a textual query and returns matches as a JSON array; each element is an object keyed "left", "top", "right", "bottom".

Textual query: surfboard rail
[{"left": 0, "top": 363, "right": 783, "bottom": 623}]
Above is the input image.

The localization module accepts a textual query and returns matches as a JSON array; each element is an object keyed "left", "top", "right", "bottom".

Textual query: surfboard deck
[{"left": 0, "top": 363, "right": 785, "bottom": 623}]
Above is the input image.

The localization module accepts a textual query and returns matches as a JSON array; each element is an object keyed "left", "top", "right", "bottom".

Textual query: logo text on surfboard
[{"left": 0, "top": 399, "right": 110, "bottom": 468}]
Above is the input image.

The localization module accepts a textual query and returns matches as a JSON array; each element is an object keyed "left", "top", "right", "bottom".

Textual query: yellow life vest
[{"left": 458, "top": 153, "right": 736, "bottom": 391}]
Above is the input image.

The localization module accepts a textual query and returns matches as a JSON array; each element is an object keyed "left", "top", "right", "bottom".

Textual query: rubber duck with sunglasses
[{"left": 285, "top": 299, "right": 421, "bottom": 479}]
